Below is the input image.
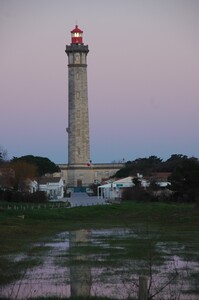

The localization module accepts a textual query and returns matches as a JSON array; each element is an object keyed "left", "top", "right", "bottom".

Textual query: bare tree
[{"left": 0, "top": 145, "right": 8, "bottom": 164}]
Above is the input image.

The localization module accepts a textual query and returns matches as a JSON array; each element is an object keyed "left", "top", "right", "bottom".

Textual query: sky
[{"left": 1, "top": 0, "right": 199, "bottom": 164}]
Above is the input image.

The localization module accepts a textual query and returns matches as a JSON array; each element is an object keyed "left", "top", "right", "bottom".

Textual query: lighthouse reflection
[{"left": 69, "top": 229, "right": 91, "bottom": 297}]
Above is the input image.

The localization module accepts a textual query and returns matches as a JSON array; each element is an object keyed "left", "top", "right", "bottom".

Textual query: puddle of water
[{"left": 0, "top": 228, "right": 198, "bottom": 300}]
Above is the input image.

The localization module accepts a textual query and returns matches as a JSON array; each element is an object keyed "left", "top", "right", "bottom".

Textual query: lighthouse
[
  {"left": 60, "top": 26, "right": 124, "bottom": 189},
  {"left": 65, "top": 25, "right": 90, "bottom": 188},
  {"left": 65, "top": 25, "right": 90, "bottom": 165}
]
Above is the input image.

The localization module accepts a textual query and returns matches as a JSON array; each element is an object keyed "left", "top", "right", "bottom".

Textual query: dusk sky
[{"left": 1, "top": 0, "right": 199, "bottom": 164}]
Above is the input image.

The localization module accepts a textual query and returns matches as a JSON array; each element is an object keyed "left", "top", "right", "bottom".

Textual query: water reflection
[
  {"left": 0, "top": 228, "right": 198, "bottom": 300},
  {"left": 69, "top": 229, "right": 91, "bottom": 297}
]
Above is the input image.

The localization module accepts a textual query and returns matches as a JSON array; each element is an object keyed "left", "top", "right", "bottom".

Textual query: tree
[
  {"left": 169, "top": 157, "right": 199, "bottom": 203},
  {"left": 11, "top": 160, "right": 38, "bottom": 191},
  {"left": 11, "top": 155, "right": 60, "bottom": 176},
  {"left": 0, "top": 145, "right": 8, "bottom": 165},
  {"left": 0, "top": 146, "right": 12, "bottom": 189},
  {"left": 0, "top": 165, "right": 15, "bottom": 189},
  {"left": 114, "top": 156, "right": 162, "bottom": 178},
  {"left": 157, "top": 154, "right": 188, "bottom": 172}
]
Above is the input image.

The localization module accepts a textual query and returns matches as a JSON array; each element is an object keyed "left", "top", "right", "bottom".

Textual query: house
[
  {"left": 26, "top": 179, "right": 38, "bottom": 193},
  {"left": 98, "top": 177, "right": 134, "bottom": 199},
  {"left": 97, "top": 174, "right": 171, "bottom": 200},
  {"left": 38, "top": 177, "right": 64, "bottom": 200},
  {"left": 150, "top": 172, "right": 171, "bottom": 188}
]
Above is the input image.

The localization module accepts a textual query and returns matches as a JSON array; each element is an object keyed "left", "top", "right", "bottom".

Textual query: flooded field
[{"left": 0, "top": 227, "right": 198, "bottom": 300}]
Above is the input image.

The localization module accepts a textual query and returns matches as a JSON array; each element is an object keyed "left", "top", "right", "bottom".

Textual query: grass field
[
  {"left": 0, "top": 201, "right": 198, "bottom": 254},
  {"left": 0, "top": 201, "right": 198, "bottom": 299}
]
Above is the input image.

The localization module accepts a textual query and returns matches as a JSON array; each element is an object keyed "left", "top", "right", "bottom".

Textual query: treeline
[
  {"left": 0, "top": 154, "right": 60, "bottom": 191},
  {"left": 11, "top": 155, "right": 60, "bottom": 176},
  {"left": 0, "top": 190, "right": 47, "bottom": 203},
  {"left": 116, "top": 154, "right": 199, "bottom": 205},
  {"left": 114, "top": 154, "right": 198, "bottom": 177}
]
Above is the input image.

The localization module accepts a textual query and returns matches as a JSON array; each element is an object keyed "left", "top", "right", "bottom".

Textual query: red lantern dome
[{"left": 71, "top": 25, "right": 83, "bottom": 44}]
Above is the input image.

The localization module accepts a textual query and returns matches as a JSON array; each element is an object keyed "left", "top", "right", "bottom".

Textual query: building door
[{"left": 77, "top": 179, "right": 82, "bottom": 187}]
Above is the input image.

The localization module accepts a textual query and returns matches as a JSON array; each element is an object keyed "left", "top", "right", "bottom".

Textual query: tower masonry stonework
[
  {"left": 59, "top": 25, "right": 123, "bottom": 189},
  {"left": 65, "top": 26, "right": 90, "bottom": 166}
]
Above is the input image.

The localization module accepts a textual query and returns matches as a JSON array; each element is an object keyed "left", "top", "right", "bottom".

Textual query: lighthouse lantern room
[{"left": 71, "top": 25, "right": 83, "bottom": 44}]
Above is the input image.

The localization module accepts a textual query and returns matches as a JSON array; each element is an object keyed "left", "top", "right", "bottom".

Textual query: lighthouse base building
[
  {"left": 58, "top": 25, "right": 123, "bottom": 190},
  {"left": 58, "top": 163, "right": 124, "bottom": 190}
]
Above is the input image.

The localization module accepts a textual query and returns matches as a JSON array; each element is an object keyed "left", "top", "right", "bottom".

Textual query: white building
[
  {"left": 98, "top": 177, "right": 134, "bottom": 199},
  {"left": 27, "top": 179, "right": 38, "bottom": 193},
  {"left": 39, "top": 177, "right": 64, "bottom": 200}
]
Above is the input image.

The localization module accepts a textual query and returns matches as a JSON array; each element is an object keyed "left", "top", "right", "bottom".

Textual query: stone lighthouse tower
[
  {"left": 65, "top": 25, "right": 90, "bottom": 188},
  {"left": 59, "top": 25, "right": 124, "bottom": 188}
]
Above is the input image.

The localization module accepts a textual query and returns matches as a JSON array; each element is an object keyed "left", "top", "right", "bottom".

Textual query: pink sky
[{"left": 1, "top": 0, "right": 199, "bottom": 164}]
